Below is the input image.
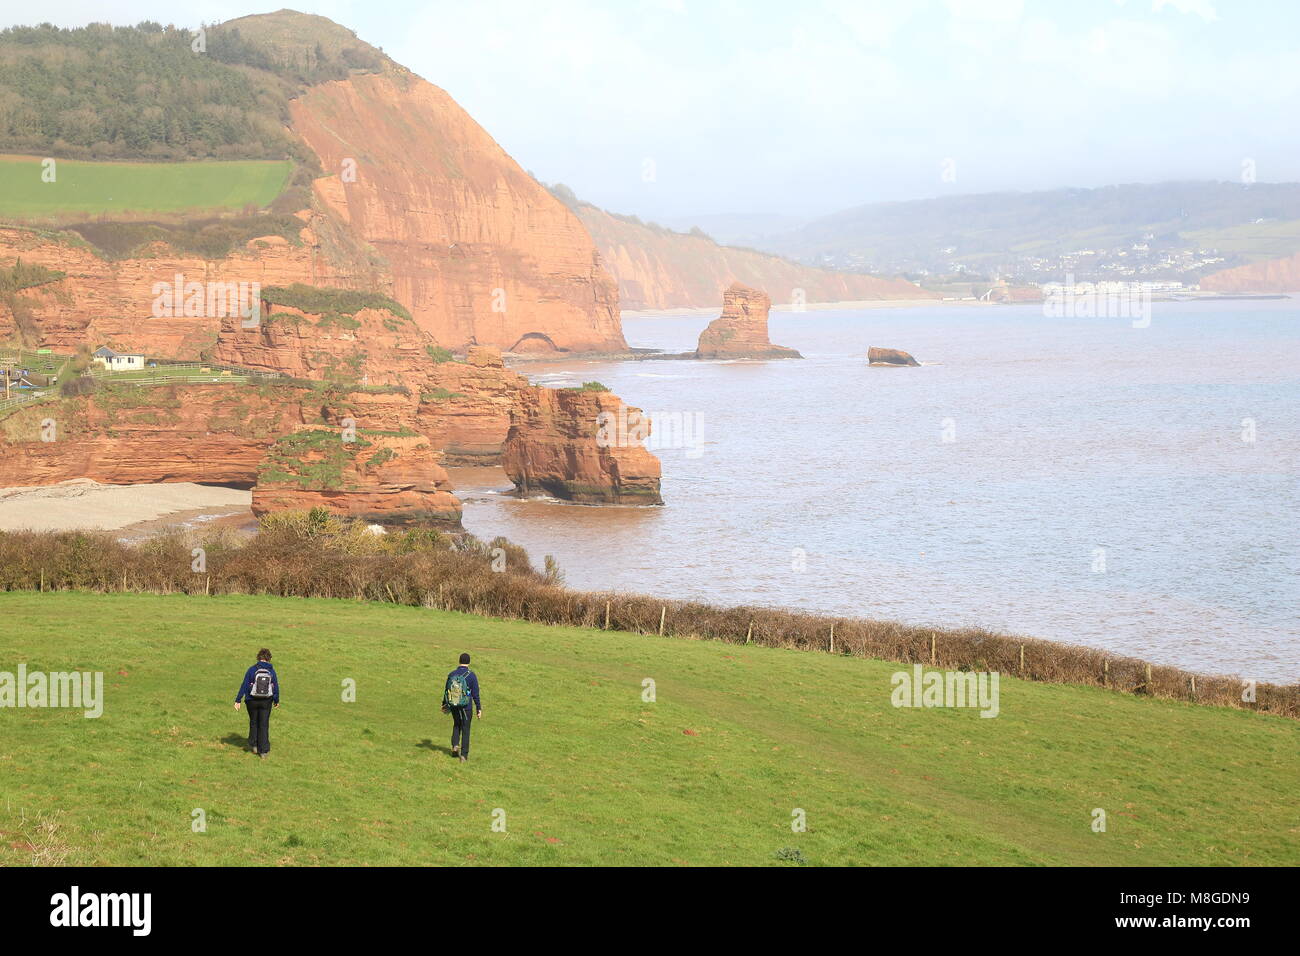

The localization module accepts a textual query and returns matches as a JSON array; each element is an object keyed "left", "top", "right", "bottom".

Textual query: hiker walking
[
  {"left": 442, "top": 653, "right": 482, "bottom": 762},
  {"left": 235, "top": 648, "right": 280, "bottom": 759}
]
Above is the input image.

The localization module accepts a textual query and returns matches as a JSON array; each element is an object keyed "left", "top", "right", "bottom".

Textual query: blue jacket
[
  {"left": 236, "top": 662, "right": 280, "bottom": 704},
  {"left": 445, "top": 666, "right": 481, "bottom": 710}
]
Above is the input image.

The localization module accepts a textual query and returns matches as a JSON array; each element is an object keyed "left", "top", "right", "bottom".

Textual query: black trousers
[
  {"left": 246, "top": 697, "right": 273, "bottom": 754},
  {"left": 449, "top": 705, "right": 472, "bottom": 757}
]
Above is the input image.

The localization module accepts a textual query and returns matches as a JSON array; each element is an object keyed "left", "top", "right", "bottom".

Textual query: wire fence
[
  {"left": 0, "top": 391, "right": 51, "bottom": 414},
  {"left": 81, "top": 361, "right": 281, "bottom": 383}
]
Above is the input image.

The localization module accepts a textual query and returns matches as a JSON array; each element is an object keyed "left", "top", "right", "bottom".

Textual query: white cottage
[{"left": 92, "top": 347, "right": 146, "bottom": 371}]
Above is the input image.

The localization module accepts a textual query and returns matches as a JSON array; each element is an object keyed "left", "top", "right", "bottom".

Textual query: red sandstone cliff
[
  {"left": 0, "top": 14, "right": 659, "bottom": 516},
  {"left": 695, "top": 284, "right": 801, "bottom": 360},
  {"left": 212, "top": 305, "right": 432, "bottom": 385},
  {"left": 0, "top": 294, "right": 659, "bottom": 520},
  {"left": 0, "top": 222, "right": 346, "bottom": 358},
  {"left": 0, "top": 383, "right": 310, "bottom": 488},
  {"left": 292, "top": 73, "right": 626, "bottom": 355},
  {"left": 252, "top": 429, "right": 461, "bottom": 525},
  {"left": 1201, "top": 253, "right": 1300, "bottom": 293}
]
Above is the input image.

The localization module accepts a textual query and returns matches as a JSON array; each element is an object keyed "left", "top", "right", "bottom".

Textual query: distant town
[{"left": 811, "top": 236, "right": 1232, "bottom": 290}]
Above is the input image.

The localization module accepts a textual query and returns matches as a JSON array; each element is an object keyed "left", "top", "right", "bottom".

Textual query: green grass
[
  {"left": 0, "top": 155, "right": 292, "bottom": 218},
  {"left": 0, "top": 592, "right": 1295, "bottom": 866}
]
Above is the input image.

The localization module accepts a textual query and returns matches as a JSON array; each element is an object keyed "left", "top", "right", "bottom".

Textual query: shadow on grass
[
  {"left": 417, "top": 738, "right": 455, "bottom": 757},
  {"left": 220, "top": 733, "right": 251, "bottom": 750}
]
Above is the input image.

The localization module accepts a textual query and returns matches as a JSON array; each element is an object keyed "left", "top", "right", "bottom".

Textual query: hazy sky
[{"left": 9, "top": 1, "right": 1300, "bottom": 221}]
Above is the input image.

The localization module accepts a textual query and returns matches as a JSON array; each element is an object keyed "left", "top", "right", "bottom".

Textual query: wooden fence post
[
  {"left": 659, "top": 606, "right": 666, "bottom": 636},
  {"left": 1019, "top": 644, "right": 1024, "bottom": 674},
  {"left": 829, "top": 623, "right": 835, "bottom": 655},
  {"left": 1190, "top": 675, "right": 1196, "bottom": 696},
  {"left": 604, "top": 601, "right": 611, "bottom": 630},
  {"left": 930, "top": 633, "right": 936, "bottom": 665},
  {"left": 745, "top": 623, "right": 752, "bottom": 645},
  {"left": 1103, "top": 658, "right": 1109, "bottom": 686},
  {"left": 1145, "top": 663, "right": 1152, "bottom": 692}
]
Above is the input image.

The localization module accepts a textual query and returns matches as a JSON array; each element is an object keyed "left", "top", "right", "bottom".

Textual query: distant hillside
[
  {"left": 550, "top": 187, "right": 930, "bottom": 310},
  {"left": 754, "top": 182, "right": 1300, "bottom": 285}
]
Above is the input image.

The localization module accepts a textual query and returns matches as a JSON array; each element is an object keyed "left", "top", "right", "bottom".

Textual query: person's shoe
[
  {"left": 458, "top": 754, "right": 467, "bottom": 762},
  {"left": 259, "top": 752, "right": 267, "bottom": 760},
  {"left": 451, "top": 745, "right": 459, "bottom": 756}
]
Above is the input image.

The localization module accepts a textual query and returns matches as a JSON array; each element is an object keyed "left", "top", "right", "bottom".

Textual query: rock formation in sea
[
  {"left": 867, "top": 347, "right": 920, "bottom": 366},
  {"left": 694, "top": 283, "right": 802, "bottom": 360},
  {"left": 503, "top": 387, "right": 663, "bottom": 504}
]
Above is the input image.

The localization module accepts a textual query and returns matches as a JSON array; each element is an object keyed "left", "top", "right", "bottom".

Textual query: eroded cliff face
[
  {"left": 0, "top": 295, "right": 659, "bottom": 520},
  {"left": 1201, "top": 253, "right": 1300, "bottom": 293},
  {"left": 0, "top": 54, "right": 661, "bottom": 516},
  {"left": 503, "top": 387, "right": 662, "bottom": 504},
  {"left": 0, "top": 383, "right": 464, "bottom": 525},
  {"left": 0, "top": 222, "right": 340, "bottom": 358},
  {"left": 212, "top": 306, "right": 431, "bottom": 385},
  {"left": 576, "top": 203, "right": 936, "bottom": 310},
  {"left": 0, "top": 383, "right": 311, "bottom": 487},
  {"left": 252, "top": 429, "right": 461, "bottom": 525},
  {"left": 291, "top": 73, "right": 627, "bottom": 355},
  {"left": 695, "top": 283, "right": 801, "bottom": 360}
]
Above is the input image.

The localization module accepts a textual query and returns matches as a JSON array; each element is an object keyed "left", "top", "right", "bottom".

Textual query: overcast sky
[{"left": 8, "top": 0, "right": 1300, "bottom": 221}]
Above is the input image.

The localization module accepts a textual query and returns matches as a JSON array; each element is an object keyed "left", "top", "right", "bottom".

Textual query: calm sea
[{"left": 452, "top": 299, "right": 1299, "bottom": 682}]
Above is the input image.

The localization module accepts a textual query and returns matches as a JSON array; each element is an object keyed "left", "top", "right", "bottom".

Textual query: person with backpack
[
  {"left": 441, "top": 653, "right": 482, "bottom": 762},
  {"left": 234, "top": 648, "right": 279, "bottom": 759}
]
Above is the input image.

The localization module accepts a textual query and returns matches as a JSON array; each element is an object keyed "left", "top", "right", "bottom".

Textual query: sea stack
[
  {"left": 694, "top": 283, "right": 802, "bottom": 360},
  {"left": 868, "top": 347, "right": 920, "bottom": 367},
  {"left": 503, "top": 387, "right": 663, "bottom": 505}
]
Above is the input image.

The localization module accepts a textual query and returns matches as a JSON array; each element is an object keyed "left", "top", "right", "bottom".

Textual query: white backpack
[{"left": 249, "top": 667, "right": 275, "bottom": 699}]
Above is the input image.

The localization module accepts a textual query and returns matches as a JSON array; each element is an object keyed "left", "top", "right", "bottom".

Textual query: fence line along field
[
  {"left": 0, "top": 155, "right": 292, "bottom": 218},
  {"left": 1, "top": 590, "right": 1295, "bottom": 866}
]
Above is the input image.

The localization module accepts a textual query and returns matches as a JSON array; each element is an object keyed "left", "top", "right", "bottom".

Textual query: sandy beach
[{"left": 0, "top": 479, "right": 251, "bottom": 533}]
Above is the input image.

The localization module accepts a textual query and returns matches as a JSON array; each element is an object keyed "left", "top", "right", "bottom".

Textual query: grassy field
[
  {"left": 0, "top": 591, "right": 1295, "bottom": 866},
  {"left": 0, "top": 155, "right": 292, "bottom": 218},
  {"left": 1183, "top": 218, "right": 1300, "bottom": 262}
]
